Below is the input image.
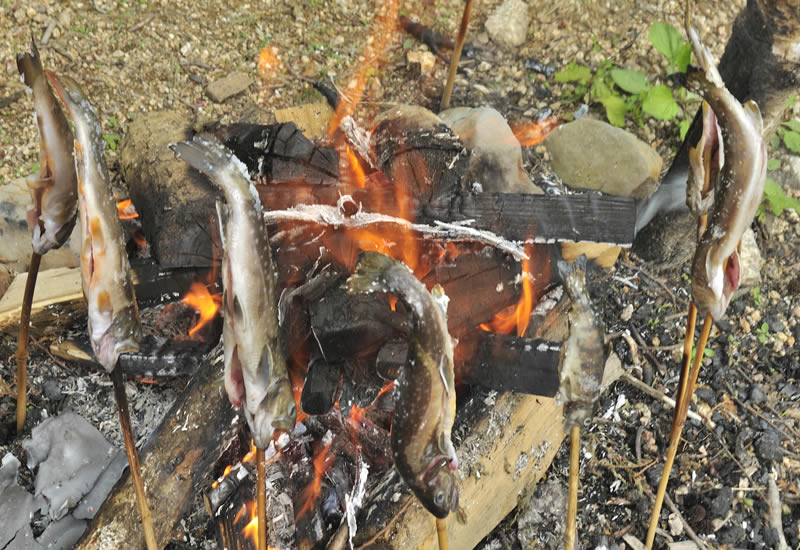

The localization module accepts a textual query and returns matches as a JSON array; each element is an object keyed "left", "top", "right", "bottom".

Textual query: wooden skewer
[
  {"left": 257, "top": 448, "right": 267, "bottom": 550},
  {"left": 439, "top": 0, "right": 474, "bottom": 111},
  {"left": 16, "top": 251, "right": 42, "bottom": 433},
  {"left": 436, "top": 516, "right": 448, "bottom": 550},
  {"left": 111, "top": 366, "right": 159, "bottom": 550},
  {"left": 565, "top": 424, "right": 580, "bottom": 550}
]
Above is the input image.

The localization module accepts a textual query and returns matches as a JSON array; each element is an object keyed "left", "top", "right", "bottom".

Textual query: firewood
[{"left": 75, "top": 350, "right": 238, "bottom": 550}]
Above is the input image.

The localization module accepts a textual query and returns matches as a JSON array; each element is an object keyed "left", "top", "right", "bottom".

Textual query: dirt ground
[{"left": 2, "top": 0, "right": 799, "bottom": 548}]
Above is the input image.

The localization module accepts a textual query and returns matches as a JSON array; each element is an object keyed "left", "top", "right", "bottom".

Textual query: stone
[
  {"left": 755, "top": 431, "right": 783, "bottom": 461},
  {"left": 749, "top": 384, "right": 766, "bottom": 405},
  {"left": 439, "top": 106, "right": 542, "bottom": 194},
  {"left": 0, "top": 177, "right": 81, "bottom": 273},
  {"left": 205, "top": 71, "right": 252, "bottom": 103},
  {"left": 545, "top": 118, "right": 663, "bottom": 199},
  {"left": 485, "top": 0, "right": 530, "bottom": 49},
  {"left": 710, "top": 486, "right": 733, "bottom": 517},
  {"left": 737, "top": 227, "right": 761, "bottom": 290},
  {"left": 406, "top": 49, "right": 436, "bottom": 75},
  {"left": 274, "top": 101, "right": 333, "bottom": 140}
]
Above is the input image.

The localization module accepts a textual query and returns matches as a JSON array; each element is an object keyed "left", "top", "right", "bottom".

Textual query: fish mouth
[{"left": 422, "top": 455, "right": 457, "bottom": 479}]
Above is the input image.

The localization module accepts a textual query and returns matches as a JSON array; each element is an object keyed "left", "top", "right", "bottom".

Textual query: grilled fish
[
  {"left": 682, "top": 23, "right": 767, "bottom": 320},
  {"left": 16, "top": 39, "right": 77, "bottom": 255},
  {"left": 170, "top": 134, "right": 295, "bottom": 449},
  {"left": 555, "top": 256, "right": 605, "bottom": 428},
  {"left": 47, "top": 73, "right": 141, "bottom": 371},
  {"left": 347, "top": 251, "right": 458, "bottom": 518}
]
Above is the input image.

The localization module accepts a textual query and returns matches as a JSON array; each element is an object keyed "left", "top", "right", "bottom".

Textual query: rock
[
  {"left": 0, "top": 177, "right": 81, "bottom": 273},
  {"left": 274, "top": 101, "right": 333, "bottom": 140},
  {"left": 406, "top": 50, "right": 436, "bottom": 75},
  {"left": 765, "top": 314, "right": 784, "bottom": 333},
  {"left": 205, "top": 71, "right": 252, "bottom": 103},
  {"left": 718, "top": 525, "right": 745, "bottom": 544},
  {"left": 748, "top": 384, "right": 766, "bottom": 405},
  {"left": 710, "top": 486, "right": 733, "bottom": 517},
  {"left": 42, "top": 380, "right": 63, "bottom": 402},
  {"left": 485, "top": 0, "right": 530, "bottom": 48},
  {"left": 694, "top": 386, "right": 716, "bottom": 405},
  {"left": 0, "top": 263, "right": 10, "bottom": 300},
  {"left": 439, "top": 106, "right": 541, "bottom": 194},
  {"left": 755, "top": 431, "right": 783, "bottom": 461},
  {"left": 0, "top": 454, "right": 40, "bottom": 549},
  {"left": 545, "top": 118, "right": 662, "bottom": 199},
  {"left": 737, "top": 227, "right": 761, "bottom": 291},
  {"left": 633, "top": 210, "right": 695, "bottom": 266}
]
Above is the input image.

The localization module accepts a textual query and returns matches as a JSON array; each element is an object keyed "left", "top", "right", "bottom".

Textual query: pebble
[
  {"left": 756, "top": 431, "right": 783, "bottom": 461},
  {"left": 205, "top": 72, "right": 252, "bottom": 103},
  {"left": 485, "top": 0, "right": 530, "bottom": 49},
  {"left": 749, "top": 384, "right": 766, "bottom": 405},
  {"left": 710, "top": 486, "right": 733, "bottom": 517},
  {"left": 694, "top": 386, "right": 716, "bottom": 406}
]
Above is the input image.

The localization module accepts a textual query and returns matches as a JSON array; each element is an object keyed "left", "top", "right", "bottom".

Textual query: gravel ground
[{"left": 2, "top": 0, "right": 799, "bottom": 549}]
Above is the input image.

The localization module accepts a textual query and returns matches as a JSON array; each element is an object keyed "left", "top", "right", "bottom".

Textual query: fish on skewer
[
  {"left": 14, "top": 39, "right": 79, "bottom": 432},
  {"left": 555, "top": 256, "right": 605, "bottom": 550},
  {"left": 17, "top": 39, "right": 78, "bottom": 255},
  {"left": 347, "top": 251, "right": 459, "bottom": 519},
  {"left": 47, "top": 73, "right": 142, "bottom": 369},
  {"left": 47, "top": 73, "right": 156, "bottom": 550},
  {"left": 170, "top": 134, "right": 296, "bottom": 450},
  {"left": 681, "top": 22, "right": 767, "bottom": 320}
]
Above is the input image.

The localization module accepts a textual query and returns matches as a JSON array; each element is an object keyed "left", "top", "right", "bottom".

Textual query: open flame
[
  {"left": 345, "top": 146, "right": 366, "bottom": 188},
  {"left": 327, "top": 0, "right": 398, "bottom": 138},
  {"left": 257, "top": 46, "right": 283, "bottom": 82},
  {"left": 181, "top": 281, "right": 221, "bottom": 338},
  {"left": 295, "top": 440, "right": 334, "bottom": 521},
  {"left": 480, "top": 243, "right": 539, "bottom": 337},
  {"left": 116, "top": 198, "right": 138, "bottom": 219},
  {"left": 510, "top": 115, "right": 562, "bottom": 147}
]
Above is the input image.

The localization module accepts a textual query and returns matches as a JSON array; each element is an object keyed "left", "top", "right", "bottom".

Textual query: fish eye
[{"left": 434, "top": 491, "right": 445, "bottom": 507}]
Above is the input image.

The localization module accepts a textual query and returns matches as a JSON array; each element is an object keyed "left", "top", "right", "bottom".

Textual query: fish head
[
  {"left": 415, "top": 458, "right": 459, "bottom": 518},
  {"left": 247, "top": 377, "right": 296, "bottom": 449},
  {"left": 92, "top": 304, "right": 142, "bottom": 371},
  {"left": 693, "top": 245, "right": 740, "bottom": 321}
]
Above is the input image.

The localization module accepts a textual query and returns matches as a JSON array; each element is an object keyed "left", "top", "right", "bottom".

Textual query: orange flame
[
  {"left": 132, "top": 231, "right": 147, "bottom": 249},
  {"left": 116, "top": 199, "right": 138, "bottom": 219},
  {"left": 327, "top": 0, "right": 398, "bottom": 138},
  {"left": 243, "top": 439, "right": 257, "bottom": 464},
  {"left": 257, "top": 46, "right": 282, "bottom": 81},
  {"left": 480, "top": 243, "right": 538, "bottom": 337},
  {"left": 510, "top": 116, "right": 562, "bottom": 147},
  {"left": 295, "top": 441, "right": 334, "bottom": 520},
  {"left": 182, "top": 282, "right": 221, "bottom": 337},
  {"left": 345, "top": 146, "right": 366, "bottom": 188}
]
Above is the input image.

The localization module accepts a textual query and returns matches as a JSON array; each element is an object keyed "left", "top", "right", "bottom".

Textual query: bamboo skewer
[
  {"left": 565, "top": 424, "right": 581, "bottom": 550},
  {"left": 439, "top": 0, "right": 474, "bottom": 111},
  {"left": 111, "top": 366, "right": 158, "bottom": 550},
  {"left": 16, "top": 251, "right": 42, "bottom": 432},
  {"left": 257, "top": 448, "right": 267, "bottom": 550},
  {"left": 436, "top": 517, "right": 448, "bottom": 550}
]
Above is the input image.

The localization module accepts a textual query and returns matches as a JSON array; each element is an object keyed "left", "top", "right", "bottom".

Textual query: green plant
[
  {"left": 757, "top": 178, "right": 800, "bottom": 222},
  {"left": 103, "top": 134, "right": 121, "bottom": 151},
  {"left": 770, "top": 119, "right": 800, "bottom": 153},
  {"left": 751, "top": 286, "right": 762, "bottom": 307},
  {"left": 756, "top": 322, "right": 770, "bottom": 344},
  {"left": 648, "top": 22, "right": 692, "bottom": 73}
]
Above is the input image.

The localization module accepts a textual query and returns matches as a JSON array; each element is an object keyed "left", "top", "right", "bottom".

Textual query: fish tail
[
  {"left": 347, "top": 251, "right": 401, "bottom": 295},
  {"left": 169, "top": 133, "right": 234, "bottom": 179},
  {"left": 16, "top": 37, "right": 44, "bottom": 88}
]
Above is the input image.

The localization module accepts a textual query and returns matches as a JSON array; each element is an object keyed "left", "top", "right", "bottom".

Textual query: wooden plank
[{"left": 0, "top": 267, "right": 83, "bottom": 328}]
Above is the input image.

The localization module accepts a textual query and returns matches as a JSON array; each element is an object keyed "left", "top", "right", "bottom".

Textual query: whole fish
[
  {"left": 347, "top": 251, "right": 458, "bottom": 518},
  {"left": 170, "top": 134, "right": 296, "bottom": 449},
  {"left": 16, "top": 39, "right": 77, "bottom": 255},
  {"left": 555, "top": 257, "right": 605, "bottom": 428},
  {"left": 682, "top": 23, "right": 767, "bottom": 320},
  {"left": 47, "top": 73, "right": 141, "bottom": 371}
]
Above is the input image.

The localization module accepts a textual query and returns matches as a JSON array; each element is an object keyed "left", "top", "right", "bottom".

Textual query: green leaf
[
  {"left": 782, "top": 119, "right": 800, "bottom": 132},
  {"left": 679, "top": 119, "right": 691, "bottom": 140},
  {"left": 555, "top": 62, "right": 592, "bottom": 84},
  {"left": 648, "top": 22, "right": 686, "bottom": 68},
  {"left": 770, "top": 133, "right": 782, "bottom": 149},
  {"left": 767, "top": 158, "right": 781, "bottom": 171},
  {"left": 591, "top": 78, "right": 612, "bottom": 100},
  {"left": 610, "top": 68, "right": 649, "bottom": 94},
  {"left": 600, "top": 95, "right": 627, "bottom": 127},
  {"left": 782, "top": 130, "right": 800, "bottom": 153},
  {"left": 103, "top": 134, "right": 121, "bottom": 151},
  {"left": 402, "top": 38, "right": 413, "bottom": 49},
  {"left": 642, "top": 85, "right": 679, "bottom": 120},
  {"left": 675, "top": 42, "right": 693, "bottom": 72},
  {"left": 761, "top": 178, "right": 800, "bottom": 217}
]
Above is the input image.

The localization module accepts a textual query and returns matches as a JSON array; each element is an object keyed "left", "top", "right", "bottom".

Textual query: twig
[
  {"left": 767, "top": 476, "right": 790, "bottom": 550},
  {"left": 619, "top": 372, "right": 715, "bottom": 429},
  {"left": 41, "top": 19, "right": 57, "bottom": 45},
  {"left": 51, "top": 44, "right": 74, "bottom": 63},
  {"left": 257, "top": 448, "right": 267, "bottom": 550},
  {"left": 565, "top": 425, "right": 580, "bottom": 550},
  {"left": 130, "top": 14, "right": 155, "bottom": 33},
  {"left": 621, "top": 260, "right": 678, "bottom": 304},
  {"left": 355, "top": 498, "right": 413, "bottom": 549},
  {"left": 440, "top": 0, "right": 473, "bottom": 111},
  {"left": 436, "top": 517, "right": 448, "bottom": 550},
  {"left": 179, "top": 60, "right": 214, "bottom": 71},
  {"left": 663, "top": 493, "right": 709, "bottom": 550},
  {"left": 16, "top": 251, "right": 41, "bottom": 432}
]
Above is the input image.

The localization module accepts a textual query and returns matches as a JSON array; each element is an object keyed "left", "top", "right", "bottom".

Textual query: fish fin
[
  {"left": 346, "top": 251, "right": 398, "bottom": 295},
  {"left": 706, "top": 254, "right": 724, "bottom": 301},
  {"left": 169, "top": 133, "right": 231, "bottom": 178},
  {"left": 742, "top": 101, "right": 764, "bottom": 133},
  {"left": 16, "top": 37, "right": 44, "bottom": 88},
  {"left": 215, "top": 200, "right": 230, "bottom": 251}
]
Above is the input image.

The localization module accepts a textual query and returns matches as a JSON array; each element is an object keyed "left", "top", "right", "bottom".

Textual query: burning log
[{"left": 74, "top": 351, "right": 238, "bottom": 550}]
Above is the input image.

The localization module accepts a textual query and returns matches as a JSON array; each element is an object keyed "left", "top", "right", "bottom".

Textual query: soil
[{"left": 1, "top": 0, "right": 799, "bottom": 549}]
